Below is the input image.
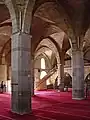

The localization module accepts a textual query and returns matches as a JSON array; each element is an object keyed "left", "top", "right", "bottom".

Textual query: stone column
[
  {"left": 57, "top": 62, "right": 64, "bottom": 92},
  {"left": 31, "top": 56, "right": 34, "bottom": 96},
  {"left": 7, "top": 65, "right": 9, "bottom": 80},
  {"left": 72, "top": 50, "right": 84, "bottom": 100},
  {"left": 6, "top": 65, "right": 9, "bottom": 92},
  {"left": 11, "top": 31, "right": 31, "bottom": 114},
  {"left": 57, "top": 52, "right": 65, "bottom": 92}
]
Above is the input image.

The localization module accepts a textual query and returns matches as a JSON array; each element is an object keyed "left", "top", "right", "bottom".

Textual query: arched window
[
  {"left": 40, "top": 58, "right": 47, "bottom": 79},
  {"left": 41, "top": 58, "right": 45, "bottom": 69}
]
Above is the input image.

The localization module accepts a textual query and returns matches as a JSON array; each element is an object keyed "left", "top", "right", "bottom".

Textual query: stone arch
[
  {"left": 4, "top": 0, "right": 18, "bottom": 33},
  {"left": 35, "top": 45, "right": 51, "bottom": 54},
  {"left": 62, "top": 35, "right": 71, "bottom": 53},
  {"left": 35, "top": 37, "right": 60, "bottom": 65},
  {"left": 51, "top": 53, "right": 57, "bottom": 68},
  {"left": 34, "top": 1, "right": 73, "bottom": 37},
  {"left": 22, "top": 0, "right": 35, "bottom": 33},
  {"left": 34, "top": 53, "right": 51, "bottom": 78},
  {"left": 31, "top": 24, "right": 63, "bottom": 55},
  {"left": 4, "top": 0, "right": 35, "bottom": 33},
  {"left": 0, "top": 3, "right": 11, "bottom": 64},
  {"left": 64, "top": 67, "right": 72, "bottom": 78},
  {"left": 35, "top": 37, "right": 62, "bottom": 87},
  {"left": 84, "top": 28, "right": 90, "bottom": 45},
  {"left": 0, "top": 20, "right": 11, "bottom": 27},
  {"left": 64, "top": 72, "right": 72, "bottom": 87},
  {"left": 0, "top": 38, "right": 11, "bottom": 63},
  {"left": 34, "top": 47, "right": 52, "bottom": 69},
  {"left": 33, "top": 0, "right": 54, "bottom": 14},
  {"left": 34, "top": 53, "right": 51, "bottom": 90},
  {"left": 85, "top": 73, "right": 90, "bottom": 83},
  {"left": 83, "top": 28, "right": 90, "bottom": 64}
]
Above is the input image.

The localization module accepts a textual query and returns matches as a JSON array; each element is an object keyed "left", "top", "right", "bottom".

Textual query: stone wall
[
  {"left": 64, "top": 65, "right": 90, "bottom": 79},
  {"left": 0, "top": 65, "right": 7, "bottom": 83}
]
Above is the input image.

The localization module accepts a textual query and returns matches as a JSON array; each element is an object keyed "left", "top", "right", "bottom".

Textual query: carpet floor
[{"left": 0, "top": 89, "right": 90, "bottom": 120}]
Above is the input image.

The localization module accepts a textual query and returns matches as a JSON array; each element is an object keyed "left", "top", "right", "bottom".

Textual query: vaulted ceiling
[{"left": 0, "top": 0, "right": 90, "bottom": 65}]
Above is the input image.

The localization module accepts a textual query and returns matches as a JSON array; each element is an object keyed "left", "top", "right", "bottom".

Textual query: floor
[{"left": 0, "top": 89, "right": 90, "bottom": 120}]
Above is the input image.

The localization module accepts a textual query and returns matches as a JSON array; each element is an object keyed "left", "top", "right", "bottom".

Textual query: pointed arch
[
  {"left": 22, "top": 0, "right": 35, "bottom": 33},
  {"left": 4, "top": 0, "right": 19, "bottom": 33}
]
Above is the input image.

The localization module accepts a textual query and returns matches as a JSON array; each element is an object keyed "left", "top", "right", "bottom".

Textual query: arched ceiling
[
  {"left": 35, "top": 38, "right": 60, "bottom": 62},
  {"left": 0, "top": 4, "right": 10, "bottom": 23},
  {"left": 34, "top": 53, "right": 51, "bottom": 69},
  {"left": 31, "top": 16, "right": 65, "bottom": 53},
  {"left": 34, "top": 0, "right": 90, "bottom": 36},
  {"left": 34, "top": 1, "right": 72, "bottom": 35},
  {"left": 35, "top": 46, "right": 53, "bottom": 60},
  {"left": 58, "top": 0, "right": 90, "bottom": 36},
  {"left": 0, "top": 1, "right": 90, "bottom": 65},
  {"left": 35, "top": 45, "right": 58, "bottom": 68}
]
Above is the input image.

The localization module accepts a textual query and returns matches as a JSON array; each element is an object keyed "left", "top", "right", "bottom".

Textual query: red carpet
[{"left": 0, "top": 89, "right": 90, "bottom": 120}]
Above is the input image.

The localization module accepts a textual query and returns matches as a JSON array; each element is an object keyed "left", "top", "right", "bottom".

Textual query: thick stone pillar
[
  {"left": 7, "top": 65, "right": 9, "bottom": 80},
  {"left": 6, "top": 65, "right": 9, "bottom": 92},
  {"left": 57, "top": 53, "right": 65, "bottom": 91},
  {"left": 6, "top": 66, "right": 11, "bottom": 92},
  {"left": 57, "top": 63, "right": 64, "bottom": 92},
  {"left": 11, "top": 32, "right": 31, "bottom": 114},
  {"left": 31, "top": 57, "right": 34, "bottom": 96},
  {"left": 72, "top": 50, "right": 84, "bottom": 100}
]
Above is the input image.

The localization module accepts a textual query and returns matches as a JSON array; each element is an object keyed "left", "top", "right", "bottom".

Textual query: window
[
  {"left": 41, "top": 58, "right": 45, "bottom": 69},
  {"left": 40, "top": 58, "right": 47, "bottom": 79}
]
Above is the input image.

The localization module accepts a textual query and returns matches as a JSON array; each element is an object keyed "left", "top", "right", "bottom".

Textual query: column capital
[
  {"left": 12, "top": 30, "right": 31, "bottom": 36},
  {"left": 72, "top": 49, "right": 83, "bottom": 54}
]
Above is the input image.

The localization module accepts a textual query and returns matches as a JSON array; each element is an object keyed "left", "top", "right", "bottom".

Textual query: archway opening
[
  {"left": 64, "top": 72, "right": 72, "bottom": 88},
  {"left": 85, "top": 73, "right": 90, "bottom": 84},
  {"left": 0, "top": 3, "right": 11, "bottom": 93},
  {"left": 40, "top": 58, "right": 47, "bottom": 79}
]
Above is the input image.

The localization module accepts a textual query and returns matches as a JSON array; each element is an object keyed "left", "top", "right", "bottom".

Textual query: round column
[
  {"left": 57, "top": 63, "right": 64, "bottom": 92},
  {"left": 72, "top": 50, "right": 84, "bottom": 100},
  {"left": 11, "top": 32, "right": 32, "bottom": 114}
]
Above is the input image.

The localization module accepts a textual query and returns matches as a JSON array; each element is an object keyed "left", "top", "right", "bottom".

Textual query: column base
[
  {"left": 72, "top": 89, "right": 84, "bottom": 100},
  {"left": 11, "top": 91, "right": 32, "bottom": 115},
  {"left": 59, "top": 83, "right": 64, "bottom": 92},
  {"left": 31, "top": 94, "right": 34, "bottom": 96},
  {"left": 59, "top": 87, "right": 64, "bottom": 92},
  {"left": 31, "top": 93, "right": 35, "bottom": 96},
  {"left": 11, "top": 110, "right": 32, "bottom": 115},
  {"left": 72, "top": 97, "right": 85, "bottom": 100},
  {"left": 31, "top": 90, "right": 34, "bottom": 96},
  {"left": 64, "top": 87, "right": 68, "bottom": 92}
]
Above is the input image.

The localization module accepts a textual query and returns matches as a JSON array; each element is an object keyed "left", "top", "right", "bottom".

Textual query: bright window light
[
  {"left": 40, "top": 71, "right": 47, "bottom": 79},
  {"left": 40, "top": 58, "right": 47, "bottom": 79},
  {"left": 41, "top": 58, "right": 45, "bottom": 69}
]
